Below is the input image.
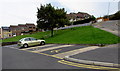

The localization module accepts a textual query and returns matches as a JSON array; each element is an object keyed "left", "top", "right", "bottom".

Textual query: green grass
[
  {"left": 2, "top": 26, "right": 120, "bottom": 44},
  {"left": 2, "top": 31, "right": 51, "bottom": 42}
]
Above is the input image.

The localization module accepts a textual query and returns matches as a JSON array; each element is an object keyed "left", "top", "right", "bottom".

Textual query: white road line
[
  {"left": 20, "top": 44, "right": 56, "bottom": 50},
  {"left": 32, "top": 45, "right": 74, "bottom": 53},
  {"left": 54, "top": 46, "right": 100, "bottom": 58}
]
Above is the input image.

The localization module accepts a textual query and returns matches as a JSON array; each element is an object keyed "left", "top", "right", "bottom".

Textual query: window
[
  {"left": 30, "top": 38, "right": 37, "bottom": 41},
  {"left": 24, "top": 38, "right": 31, "bottom": 41},
  {"left": 33, "top": 27, "right": 35, "bottom": 29},
  {"left": 29, "top": 27, "right": 32, "bottom": 28}
]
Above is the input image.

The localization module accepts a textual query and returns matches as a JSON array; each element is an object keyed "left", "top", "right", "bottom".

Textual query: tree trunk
[{"left": 51, "top": 28, "right": 54, "bottom": 37}]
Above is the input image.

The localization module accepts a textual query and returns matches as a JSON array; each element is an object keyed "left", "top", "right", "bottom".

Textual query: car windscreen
[
  {"left": 30, "top": 38, "right": 37, "bottom": 41},
  {"left": 19, "top": 38, "right": 24, "bottom": 41},
  {"left": 24, "top": 38, "right": 31, "bottom": 41}
]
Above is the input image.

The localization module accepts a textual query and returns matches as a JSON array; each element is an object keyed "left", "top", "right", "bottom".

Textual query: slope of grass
[
  {"left": 2, "top": 26, "right": 120, "bottom": 44},
  {"left": 45, "top": 26, "right": 120, "bottom": 44}
]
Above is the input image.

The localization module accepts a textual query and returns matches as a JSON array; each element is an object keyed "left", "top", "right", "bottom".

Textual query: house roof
[
  {"left": 10, "top": 25, "right": 18, "bottom": 27},
  {"left": 26, "top": 23, "right": 35, "bottom": 27},
  {"left": 66, "top": 12, "right": 90, "bottom": 19},
  {"left": 96, "top": 17, "right": 104, "bottom": 20},
  {"left": 1, "top": 27, "right": 10, "bottom": 30},
  {"left": 18, "top": 24, "right": 27, "bottom": 27}
]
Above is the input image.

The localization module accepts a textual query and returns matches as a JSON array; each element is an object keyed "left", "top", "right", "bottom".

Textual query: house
[
  {"left": 18, "top": 24, "right": 29, "bottom": 34},
  {"left": 25, "top": 23, "right": 36, "bottom": 32},
  {"left": 0, "top": 23, "right": 36, "bottom": 38},
  {"left": 96, "top": 17, "right": 109, "bottom": 22},
  {"left": 0, "top": 27, "right": 12, "bottom": 38},
  {"left": 10, "top": 25, "right": 21, "bottom": 36},
  {"left": 66, "top": 12, "right": 91, "bottom": 22}
]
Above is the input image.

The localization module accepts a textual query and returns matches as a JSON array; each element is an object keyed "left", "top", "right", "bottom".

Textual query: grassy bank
[
  {"left": 2, "top": 26, "right": 120, "bottom": 44},
  {"left": 2, "top": 31, "right": 50, "bottom": 42}
]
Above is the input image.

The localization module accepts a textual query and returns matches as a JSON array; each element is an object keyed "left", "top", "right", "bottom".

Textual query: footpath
[{"left": 93, "top": 20, "right": 119, "bottom": 36}]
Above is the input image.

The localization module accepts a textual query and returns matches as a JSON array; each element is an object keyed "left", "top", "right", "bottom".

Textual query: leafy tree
[
  {"left": 90, "top": 15, "right": 96, "bottom": 21},
  {"left": 103, "top": 11, "right": 120, "bottom": 20},
  {"left": 110, "top": 11, "right": 120, "bottom": 20},
  {"left": 37, "top": 4, "right": 69, "bottom": 37},
  {"left": 73, "top": 15, "right": 96, "bottom": 25}
]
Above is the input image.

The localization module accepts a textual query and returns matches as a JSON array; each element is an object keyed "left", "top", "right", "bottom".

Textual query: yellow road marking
[
  {"left": 54, "top": 46, "right": 99, "bottom": 58},
  {"left": 51, "top": 55, "right": 63, "bottom": 59},
  {"left": 31, "top": 45, "right": 74, "bottom": 53},
  {"left": 21, "top": 49, "right": 63, "bottom": 59},
  {"left": 58, "top": 60, "right": 119, "bottom": 70},
  {"left": 20, "top": 44, "right": 56, "bottom": 50}
]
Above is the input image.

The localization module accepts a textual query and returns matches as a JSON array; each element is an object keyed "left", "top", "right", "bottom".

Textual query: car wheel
[
  {"left": 23, "top": 44, "right": 28, "bottom": 48},
  {"left": 40, "top": 41, "right": 45, "bottom": 45}
]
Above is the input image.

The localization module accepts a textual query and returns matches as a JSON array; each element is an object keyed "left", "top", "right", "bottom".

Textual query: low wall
[{"left": 2, "top": 42, "right": 17, "bottom": 46}]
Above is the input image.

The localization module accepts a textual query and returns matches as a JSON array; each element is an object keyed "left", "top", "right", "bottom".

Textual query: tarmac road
[
  {"left": 2, "top": 44, "right": 116, "bottom": 71},
  {"left": 2, "top": 47, "right": 79, "bottom": 69}
]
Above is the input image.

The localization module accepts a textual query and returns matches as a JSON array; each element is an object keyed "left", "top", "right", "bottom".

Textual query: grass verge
[{"left": 2, "top": 26, "right": 120, "bottom": 44}]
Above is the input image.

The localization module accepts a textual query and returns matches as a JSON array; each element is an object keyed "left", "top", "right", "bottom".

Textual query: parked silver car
[{"left": 18, "top": 37, "right": 45, "bottom": 48}]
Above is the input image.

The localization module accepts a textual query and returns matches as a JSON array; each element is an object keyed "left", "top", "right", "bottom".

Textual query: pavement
[
  {"left": 93, "top": 20, "right": 120, "bottom": 36},
  {"left": 70, "top": 45, "right": 119, "bottom": 63},
  {"left": 65, "top": 44, "right": 119, "bottom": 67}
]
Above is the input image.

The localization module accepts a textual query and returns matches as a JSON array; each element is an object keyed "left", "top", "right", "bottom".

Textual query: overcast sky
[{"left": 0, "top": 0, "right": 119, "bottom": 27}]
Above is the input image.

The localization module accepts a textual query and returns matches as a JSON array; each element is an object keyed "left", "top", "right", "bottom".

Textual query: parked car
[{"left": 18, "top": 37, "right": 45, "bottom": 48}]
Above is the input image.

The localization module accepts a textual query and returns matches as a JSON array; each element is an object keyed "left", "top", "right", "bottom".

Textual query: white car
[{"left": 18, "top": 37, "right": 45, "bottom": 48}]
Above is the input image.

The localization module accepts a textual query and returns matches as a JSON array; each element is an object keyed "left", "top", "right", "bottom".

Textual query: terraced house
[
  {"left": 0, "top": 23, "right": 36, "bottom": 39},
  {"left": 66, "top": 12, "right": 91, "bottom": 22},
  {"left": 10, "top": 25, "right": 22, "bottom": 36},
  {"left": 10, "top": 23, "right": 36, "bottom": 36},
  {"left": 0, "top": 27, "right": 12, "bottom": 39},
  {"left": 25, "top": 23, "right": 36, "bottom": 32}
]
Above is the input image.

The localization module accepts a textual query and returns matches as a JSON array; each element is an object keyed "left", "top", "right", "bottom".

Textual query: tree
[
  {"left": 90, "top": 15, "right": 96, "bottom": 21},
  {"left": 73, "top": 15, "right": 96, "bottom": 25},
  {"left": 110, "top": 11, "right": 120, "bottom": 20},
  {"left": 37, "top": 4, "right": 69, "bottom": 37},
  {"left": 103, "top": 11, "right": 120, "bottom": 20}
]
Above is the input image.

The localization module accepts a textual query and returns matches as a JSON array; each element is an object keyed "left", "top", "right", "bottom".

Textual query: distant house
[
  {"left": 18, "top": 24, "right": 29, "bottom": 33},
  {"left": 10, "top": 25, "right": 21, "bottom": 36},
  {"left": 26, "top": 23, "right": 36, "bottom": 32},
  {"left": 66, "top": 12, "right": 91, "bottom": 22},
  {"left": 96, "top": 17, "right": 109, "bottom": 22},
  {"left": 0, "top": 27, "right": 12, "bottom": 38},
  {"left": 10, "top": 23, "right": 36, "bottom": 36}
]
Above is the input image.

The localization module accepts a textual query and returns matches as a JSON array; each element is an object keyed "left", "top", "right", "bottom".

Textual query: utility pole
[
  {"left": 107, "top": 0, "right": 116, "bottom": 20},
  {"left": 107, "top": 2, "right": 110, "bottom": 20},
  {"left": 118, "top": 1, "right": 120, "bottom": 11}
]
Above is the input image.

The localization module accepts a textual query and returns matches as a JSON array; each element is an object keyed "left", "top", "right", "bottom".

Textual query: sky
[{"left": 0, "top": 0, "right": 119, "bottom": 27}]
